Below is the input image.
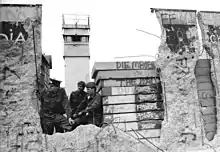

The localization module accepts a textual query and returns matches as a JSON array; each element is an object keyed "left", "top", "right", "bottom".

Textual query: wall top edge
[
  {"left": 0, "top": 4, "right": 42, "bottom": 7},
  {"left": 199, "top": 11, "right": 220, "bottom": 14},
  {"left": 150, "top": 8, "right": 197, "bottom": 13}
]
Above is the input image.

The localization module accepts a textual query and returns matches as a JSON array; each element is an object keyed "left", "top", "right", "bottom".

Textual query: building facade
[
  {"left": 40, "top": 54, "right": 52, "bottom": 90},
  {"left": 62, "top": 14, "right": 90, "bottom": 96}
]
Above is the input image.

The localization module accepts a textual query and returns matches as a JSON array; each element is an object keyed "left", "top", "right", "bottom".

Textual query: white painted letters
[
  {"left": 0, "top": 33, "right": 9, "bottom": 40},
  {"left": 0, "top": 32, "right": 26, "bottom": 43}
]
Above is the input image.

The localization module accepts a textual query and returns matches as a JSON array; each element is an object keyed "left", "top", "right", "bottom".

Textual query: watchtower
[{"left": 62, "top": 14, "right": 90, "bottom": 96}]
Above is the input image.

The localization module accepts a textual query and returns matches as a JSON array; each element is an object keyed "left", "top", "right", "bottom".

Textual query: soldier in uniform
[
  {"left": 39, "top": 78, "right": 72, "bottom": 135},
  {"left": 69, "top": 81, "right": 87, "bottom": 115},
  {"left": 69, "top": 82, "right": 103, "bottom": 128}
]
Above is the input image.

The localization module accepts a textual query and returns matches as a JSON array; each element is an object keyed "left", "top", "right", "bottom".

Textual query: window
[
  {"left": 72, "top": 35, "right": 81, "bottom": 42},
  {"left": 63, "top": 36, "right": 72, "bottom": 42},
  {"left": 66, "top": 36, "right": 72, "bottom": 42},
  {"left": 64, "top": 35, "right": 89, "bottom": 42},
  {"left": 81, "top": 36, "right": 89, "bottom": 42}
]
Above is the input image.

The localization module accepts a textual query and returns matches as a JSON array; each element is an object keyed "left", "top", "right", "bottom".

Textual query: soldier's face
[
  {"left": 49, "top": 83, "right": 53, "bottom": 88},
  {"left": 87, "top": 88, "right": 95, "bottom": 96},
  {"left": 78, "top": 86, "right": 85, "bottom": 92},
  {"left": 49, "top": 83, "right": 59, "bottom": 88}
]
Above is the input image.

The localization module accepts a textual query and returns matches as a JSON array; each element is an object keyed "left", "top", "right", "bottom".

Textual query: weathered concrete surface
[
  {"left": 127, "top": 129, "right": 161, "bottom": 138},
  {"left": 104, "top": 111, "right": 164, "bottom": 123},
  {"left": 103, "top": 94, "right": 162, "bottom": 105},
  {"left": 152, "top": 9, "right": 220, "bottom": 152},
  {"left": 112, "top": 120, "right": 162, "bottom": 131},
  {"left": 95, "top": 70, "right": 159, "bottom": 84},
  {"left": 198, "top": 11, "right": 220, "bottom": 142},
  {"left": 42, "top": 124, "right": 156, "bottom": 152},
  {"left": 97, "top": 78, "right": 160, "bottom": 90},
  {"left": 101, "top": 86, "right": 161, "bottom": 96},
  {"left": 0, "top": 5, "right": 43, "bottom": 151},
  {"left": 103, "top": 95, "right": 135, "bottom": 104},
  {"left": 104, "top": 104, "right": 136, "bottom": 113},
  {"left": 154, "top": 9, "right": 203, "bottom": 152},
  {"left": 104, "top": 102, "right": 163, "bottom": 113},
  {"left": 104, "top": 113, "right": 137, "bottom": 122},
  {"left": 92, "top": 61, "right": 155, "bottom": 78}
]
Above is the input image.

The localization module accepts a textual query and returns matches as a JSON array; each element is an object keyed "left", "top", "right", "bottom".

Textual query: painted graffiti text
[
  {"left": 163, "top": 24, "right": 196, "bottom": 54},
  {"left": 0, "top": 22, "right": 28, "bottom": 43},
  {"left": 161, "top": 13, "right": 176, "bottom": 25},
  {"left": 209, "top": 34, "right": 220, "bottom": 43},
  {"left": 116, "top": 61, "right": 155, "bottom": 70},
  {"left": 117, "top": 78, "right": 160, "bottom": 87},
  {"left": 207, "top": 25, "right": 220, "bottom": 43}
]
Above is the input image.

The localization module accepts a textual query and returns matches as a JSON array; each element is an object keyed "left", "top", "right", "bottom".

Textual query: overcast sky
[{"left": 1, "top": 0, "right": 219, "bottom": 86}]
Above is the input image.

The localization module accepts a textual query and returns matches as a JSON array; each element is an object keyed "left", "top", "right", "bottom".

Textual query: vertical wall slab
[
  {"left": 0, "top": 4, "right": 43, "bottom": 151},
  {"left": 197, "top": 11, "right": 220, "bottom": 145},
  {"left": 152, "top": 8, "right": 202, "bottom": 151}
]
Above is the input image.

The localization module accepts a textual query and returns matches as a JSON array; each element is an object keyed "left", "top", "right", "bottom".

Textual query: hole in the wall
[
  {"left": 9, "top": 101, "right": 17, "bottom": 104},
  {"left": 24, "top": 122, "right": 31, "bottom": 126},
  {"left": 156, "top": 68, "right": 161, "bottom": 74},
  {"left": 167, "top": 56, "right": 170, "bottom": 59},
  {"left": 5, "top": 90, "right": 10, "bottom": 96}
]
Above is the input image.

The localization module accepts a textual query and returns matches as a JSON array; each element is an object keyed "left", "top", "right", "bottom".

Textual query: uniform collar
[{"left": 87, "top": 93, "right": 96, "bottom": 99}]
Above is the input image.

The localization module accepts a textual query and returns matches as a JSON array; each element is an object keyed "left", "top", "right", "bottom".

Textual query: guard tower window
[
  {"left": 64, "top": 35, "right": 89, "bottom": 42},
  {"left": 72, "top": 35, "right": 81, "bottom": 42},
  {"left": 81, "top": 36, "right": 89, "bottom": 42},
  {"left": 63, "top": 36, "right": 72, "bottom": 42},
  {"left": 66, "top": 36, "right": 72, "bottom": 42}
]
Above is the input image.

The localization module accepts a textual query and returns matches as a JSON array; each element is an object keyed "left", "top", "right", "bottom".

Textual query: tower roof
[{"left": 62, "top": 14, "right": 90, "bottom": 29}]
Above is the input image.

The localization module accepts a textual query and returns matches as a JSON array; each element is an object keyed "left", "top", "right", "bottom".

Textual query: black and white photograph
[{"left": 0, "top": 0, "right": 220, "bottom": 151}]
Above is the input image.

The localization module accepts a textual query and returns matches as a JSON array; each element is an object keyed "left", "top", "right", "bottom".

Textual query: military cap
[
  {"left": 77, "top": 81, "right": 86, "bottom": 87},
  {"left": 49, "top": 78, "right": 62, "bottom": 86},
  {"left": 86, "top": 82, "right": 96, "bottom": 88}
]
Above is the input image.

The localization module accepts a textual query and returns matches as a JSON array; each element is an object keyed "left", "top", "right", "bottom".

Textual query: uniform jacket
[
  {"left": 39, "top": 87, "right": 72, "bottom": 119},
  {"left": 69, "top": 90, "right": 87, "bottom": 114},
  {"left": 75, "top": 93, "right": 103, "bottom": 126}
]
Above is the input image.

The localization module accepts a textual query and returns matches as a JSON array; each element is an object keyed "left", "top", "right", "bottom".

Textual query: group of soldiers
[{"left": 38, "top": 78, "right": 103, "bottom": 135}]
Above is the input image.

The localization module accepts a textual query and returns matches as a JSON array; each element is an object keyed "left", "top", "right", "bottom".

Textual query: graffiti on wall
[
  {"left": 116, "top": 78, "right": 161, "bottom": 87},
  {"left": 160, "top": 13, "right": 196, "bottom": 54},
  {"left": 0, "top": 6, "right": 40, "bottom": 21},
  {"left": 207, "top": 25, "right": 220, "bottom": 43},
  {"left": 0, "top": 22, "right": 28, "bottom": 43},
  {"left": 116, "top": 61, "right": 155, "bottom": 70},
  {"left": 163, "top": 24, "right": 196, "bottom": 54}
]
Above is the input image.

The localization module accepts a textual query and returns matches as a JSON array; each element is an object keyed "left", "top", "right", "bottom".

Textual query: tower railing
[{"left": 62, "top": 14, "right": 90, "bottom": 29}]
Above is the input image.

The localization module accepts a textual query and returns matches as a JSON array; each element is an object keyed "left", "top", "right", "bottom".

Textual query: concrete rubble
[
  {"left": 1, "top": 6, "right": 220, "bottom": 152},
  {"left": 42, "top": 124, "right": 156, "bottom": 152}
]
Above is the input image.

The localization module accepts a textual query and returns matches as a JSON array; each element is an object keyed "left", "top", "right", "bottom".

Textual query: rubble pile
[{"left": 43, "top": 124, "right": 156, "bottom": 152}]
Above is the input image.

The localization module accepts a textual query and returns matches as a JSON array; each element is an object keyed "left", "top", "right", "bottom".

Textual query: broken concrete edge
[
  {"left": 41, "top": 124, "right": 158, "bottom": 152},
  {"left": 95, "top": 77, "right": 162, "bottom": 94},
  {"left": 94, "top": 71, "right": 160, "bottom": 85},
  {"left": 91, "top": 61, "right": 156, "bottom": 79},
  {"left": 0, "top": 5, "right": 44, "bottom": 151}
]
